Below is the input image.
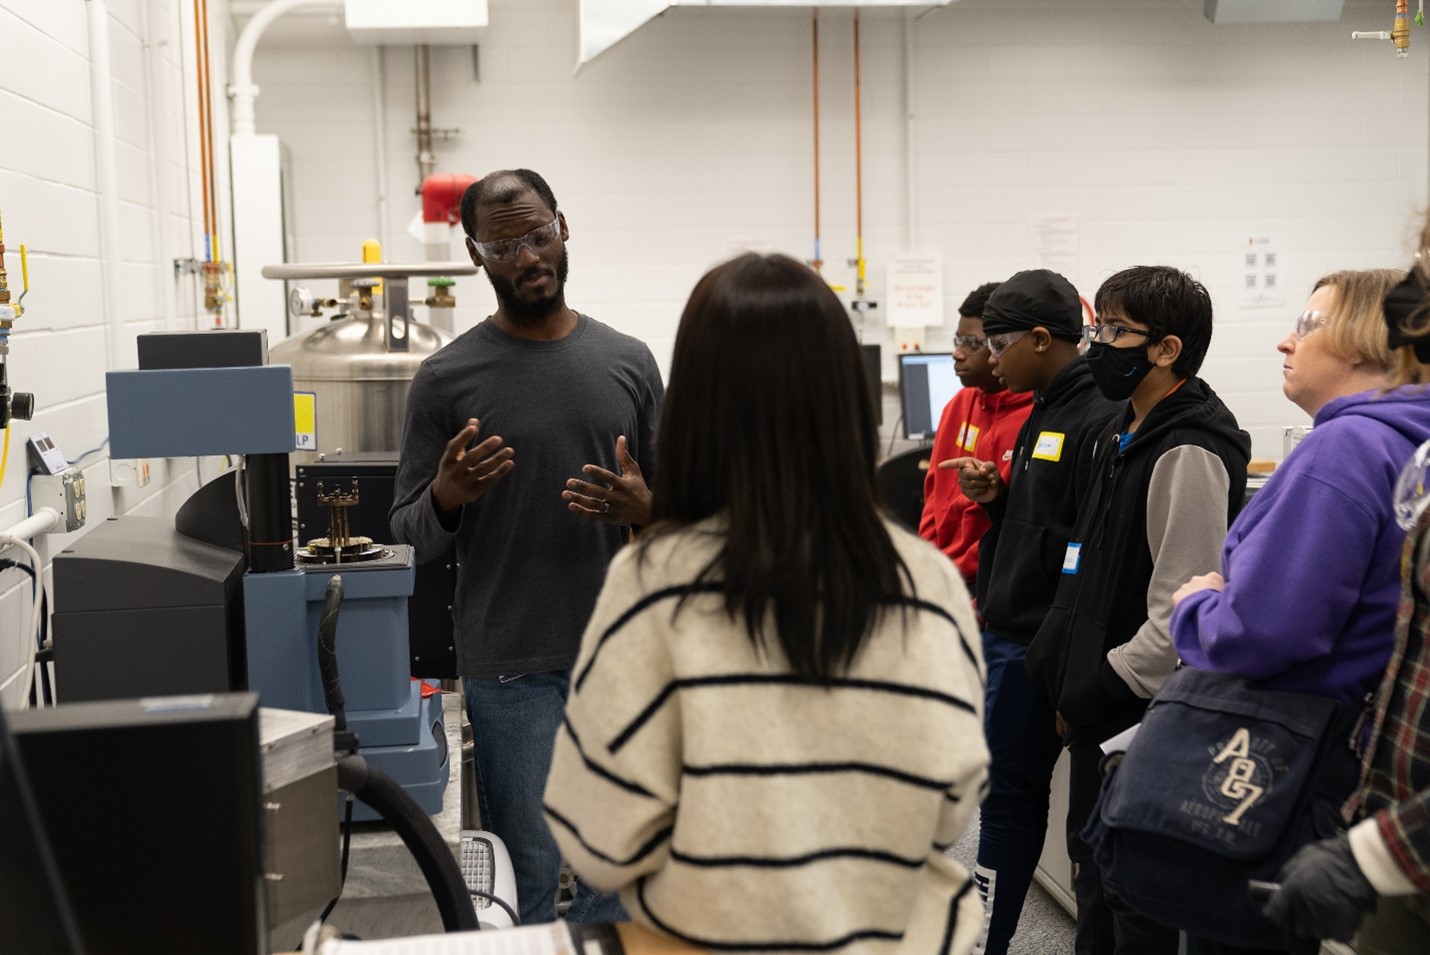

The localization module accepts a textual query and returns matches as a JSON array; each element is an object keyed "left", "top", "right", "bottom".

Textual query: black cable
[
  {"left": 301, "top": 794, "right": 355, "bottom": 947},
  {"left": 311, "top": 577, "right": 476, "bottom": 932},
  {"left": 0, "top": 559, "right": 50, "bottom": 708},
  {"left": 298, "top": 576, "right": 356, "bottom": 952},
  {"left": 470, "top": 888, "right": 520, "bottom": 928},
  {"left": 33, "top": 587, "right": 50, "bottom": 707},
  {"left": 336, "top": 755, "right": 478, "bottom": 932},
  {"left": 1, "top": 558, "right": 37, "bottom": 584},
  {"left": 885, "top": 412, "right": 904, "bottom": 458},
  {"left": 337, "top": 797, "right": 354, "bottom": 884},
  {"left": 316, "top": 576, "right": 346, "bottom": 734}
]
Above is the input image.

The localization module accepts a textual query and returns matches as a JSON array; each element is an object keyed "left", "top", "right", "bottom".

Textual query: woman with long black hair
[{"left": 544, "top": 253, "right": 989, "bottom": 953}]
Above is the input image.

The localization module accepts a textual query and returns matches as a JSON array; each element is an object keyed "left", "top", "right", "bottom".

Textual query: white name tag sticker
[
  {"left": 1062, "top": 542, "right": 1082, "bottom": 574},
  {"left": 962, "top": 423, "right": 980, "bottom": 453},
  {"left": 1032, "top": 431, "right": 1065, "bottom": 461}
]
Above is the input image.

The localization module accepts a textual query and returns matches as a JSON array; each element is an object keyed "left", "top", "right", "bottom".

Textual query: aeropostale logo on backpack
[{"left": 1176, "top": 726, "right": 1289, "bottom": 844}]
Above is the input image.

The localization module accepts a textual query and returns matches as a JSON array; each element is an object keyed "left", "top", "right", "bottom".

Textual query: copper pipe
[
  {"left": 192, "top": 0, "right": 214, "bottom": 255},
  {"left": 812, "top": 8, "right": 822, "bottom": 274},
  {"left": 0, "top": 207, "right": 9, "bottom": 305},
  {"left": 853, "top": 8, "right": 865, "bottom": 295},
  {"left": 198, "top": 0, "right": 220, "bottom": 261}
]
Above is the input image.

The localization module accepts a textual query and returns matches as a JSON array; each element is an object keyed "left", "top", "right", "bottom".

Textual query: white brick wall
[{"left": 0, "top": 0, "right": 235, "bottom": 706}]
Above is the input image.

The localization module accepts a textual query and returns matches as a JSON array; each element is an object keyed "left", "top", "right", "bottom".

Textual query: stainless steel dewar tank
[
  {"left": 262, "top": 261, "right": 477, "bottom": 463},
  {"left": 269, "top": 309, "right": 451, "bottom": 460}
]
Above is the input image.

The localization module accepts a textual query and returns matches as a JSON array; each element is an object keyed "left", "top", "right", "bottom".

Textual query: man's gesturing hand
[
  {"left": 564, "top": 435, "right": 652, "bottom": 526},
  {"left": 431, "top": 418, "right": 514, "bottom": 520}
]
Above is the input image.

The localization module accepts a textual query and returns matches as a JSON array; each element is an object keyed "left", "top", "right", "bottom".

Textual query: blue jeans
[
  {"left": 974, "top": 630, "right": 1065, "bottom": 955},
  {"left": 464, "top": 672, "right": 627, "bottom": 926}
]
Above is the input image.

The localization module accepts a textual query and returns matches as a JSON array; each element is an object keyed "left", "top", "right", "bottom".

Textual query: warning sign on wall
[{"left": 887, "top": 253, "right": 944, "bottom": 328}]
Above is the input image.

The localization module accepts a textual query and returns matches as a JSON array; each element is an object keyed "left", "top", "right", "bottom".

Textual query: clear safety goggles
[
  {"left": 471, "top": 218, "right": 560, "bottom": 264},
  {"left": 1394, "top": 438, "right": 1430, "bottom": 531}
]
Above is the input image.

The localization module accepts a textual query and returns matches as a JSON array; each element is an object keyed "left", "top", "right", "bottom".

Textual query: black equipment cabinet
[
  {"left": 296, "top": 454, "right": 458, "bottom": 678},
  {"left": 52, "top": 516, "right": 247, "bottom": 702}
]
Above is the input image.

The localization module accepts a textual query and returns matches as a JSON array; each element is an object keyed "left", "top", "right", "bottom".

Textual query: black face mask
[
  {"left": 1383, "top": 274, "right": 1430, "bottom": 362},
  {"left": 1085, "top": 341, "right": 1156, "bottom": 401}
]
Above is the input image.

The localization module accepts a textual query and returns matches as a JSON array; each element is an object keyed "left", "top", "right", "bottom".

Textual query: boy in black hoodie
[
  {"left": 946, "top": 269, "right": 1120, "bottom": 955},
  {"left": 1025, "top": 266, "right": 1251, "bottom": 954}
]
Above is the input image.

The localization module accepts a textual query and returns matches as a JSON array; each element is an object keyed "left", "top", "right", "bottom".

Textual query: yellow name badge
[
  {"left": 1031, "top": 431, "right": 1065, "bottom": 462},
  {"left": 960, "top": 422, "right": 980, "bottom": 454}
]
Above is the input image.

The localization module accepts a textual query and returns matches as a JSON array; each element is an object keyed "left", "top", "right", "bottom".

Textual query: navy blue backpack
[{"left": 1083, "top": 666, "right": 1359, "bottom": 948}]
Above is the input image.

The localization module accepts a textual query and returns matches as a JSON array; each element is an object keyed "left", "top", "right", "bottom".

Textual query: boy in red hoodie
[{"left": 919, "top": 281, "right": 1035, "bottom": 591}]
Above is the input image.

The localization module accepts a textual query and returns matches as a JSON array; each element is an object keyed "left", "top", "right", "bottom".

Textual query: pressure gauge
[{"left": 289, "top": 287, "right": 315, "bottom": 318}]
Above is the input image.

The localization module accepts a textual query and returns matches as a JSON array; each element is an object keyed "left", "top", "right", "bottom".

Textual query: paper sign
[
  {"left": 887, "top": 252, "right": 944, "bottom": 328},
  {"left": 1035, "top": 216, "right": 1080, "bottom": 282},
  {"left": 1242, "top": 235, "right": 1284, "bottom": 308}
]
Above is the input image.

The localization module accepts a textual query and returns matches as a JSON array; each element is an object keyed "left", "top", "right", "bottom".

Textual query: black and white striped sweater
[{"left": 544, "top": 518, "right": 989, "bottom": 953}]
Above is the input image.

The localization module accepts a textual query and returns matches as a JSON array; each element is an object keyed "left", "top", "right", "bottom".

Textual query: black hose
[
  {"left": 337, "top": 755, "right": 478, "bottom": 933},
  {"left": 317, "top": 576, "right": 346, "bottom": 732}
]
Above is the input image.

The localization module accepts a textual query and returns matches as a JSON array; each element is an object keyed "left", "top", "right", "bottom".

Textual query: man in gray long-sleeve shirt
[{"left": 390, "top": 169, "right": 663, "bottom": 926}]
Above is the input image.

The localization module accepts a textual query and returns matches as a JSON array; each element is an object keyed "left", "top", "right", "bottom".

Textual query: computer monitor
[
  {"left": 8, "top": 694, "right": 266, "bottom": 954},
  {"left": 898, "top": 352, "right": 961, "bottom": 441},
  {"left": 0, "top": 705, "right": 86, "bottom": 953},
  {"left": 861, "top": 344, "right": 883, "bottom": 426}
]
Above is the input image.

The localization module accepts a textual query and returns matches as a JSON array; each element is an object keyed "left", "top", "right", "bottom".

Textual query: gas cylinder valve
[
  {"left": 288, "top": 287, "right": 339, "bottom": 319},
  {"left": 1351, "top": 0, "right": 1417, "bottom": 57},
  {"left": 0, "top": 207, "right": 34, "bottom": 428},
  {"left": 352, "top": 278, "right": 378, "bottom": 312},
  {"left": 425, "top": 277, "right": 456, "bottom": 309},
  {"left": 0, "top": 365, "right": 35, "bottom": 429}
]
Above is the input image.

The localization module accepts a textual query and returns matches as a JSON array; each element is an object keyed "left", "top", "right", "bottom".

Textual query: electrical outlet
[
  {"left": 109, "top": 458, "right": 152, "bottom": 487},
  {"left": 894, "top": 328, "right": 926, "bottom": 353},
  {"left": 31, "top": 467, "right": 86, "bottom": 533}
]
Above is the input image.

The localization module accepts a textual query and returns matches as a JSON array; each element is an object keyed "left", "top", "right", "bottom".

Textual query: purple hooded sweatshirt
[{"left": 1171, "top": 386, "right": 1430, "bottom": 707}]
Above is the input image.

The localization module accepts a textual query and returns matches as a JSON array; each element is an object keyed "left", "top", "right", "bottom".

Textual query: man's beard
[{"left": 485, "top": 247, "right": 570, "bottom": 325}]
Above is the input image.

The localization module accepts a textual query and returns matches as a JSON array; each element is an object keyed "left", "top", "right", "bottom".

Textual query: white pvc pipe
[
  {"left": 230, "top": 0, "right": 343, "bottom": 137},
  {"left": 87, "top": 0, "right": 127, "bottom": 370},
  {"left": 1, "top": 509, "right": 60, "bottom": 544},
  {"left": 903, "top": 9, "right": 918, "bottom": 252},
  {"left": 372, "top": 46, "right": 390, "bottom": 248},
  {"left": 144, "top": 2, "right": 180, "bottom": 332}
]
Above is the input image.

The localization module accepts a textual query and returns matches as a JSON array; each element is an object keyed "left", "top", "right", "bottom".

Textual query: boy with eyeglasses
[
  {"left": 1024, "top": 265, "right": 1251, "bottom": 954},
  {"left": 944, "top": 269, "right": 1121, "bottom": 955},
  {"left": 918, "top": 281, "right": 1034, "bottom": 592}
]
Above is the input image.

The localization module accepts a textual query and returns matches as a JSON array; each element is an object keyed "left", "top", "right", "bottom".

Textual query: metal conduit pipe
[
  {"left": 372, "top": 47, "right": 391, "bottom": 247},
  {"left": 415, "top": 45, "right": 436, "bottom": 184},
  {"left": 86, "top": 0, "right": 127, "bottom": 370}
]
